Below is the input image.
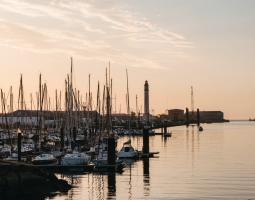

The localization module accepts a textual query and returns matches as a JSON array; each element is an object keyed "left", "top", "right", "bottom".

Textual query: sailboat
[
  {"left": 118, "top": 70, "right": 138, "bottom": 159},
  {"left": 59, "top": 58, "right": 91, "bottom": 167}
]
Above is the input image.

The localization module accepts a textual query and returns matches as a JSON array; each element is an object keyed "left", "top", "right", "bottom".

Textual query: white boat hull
[{"left": 61, "top": 153, "right": 90, "bottom": 166}]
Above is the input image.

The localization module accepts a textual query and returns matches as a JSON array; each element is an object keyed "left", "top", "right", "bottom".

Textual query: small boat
[
  {"left": 61, "top": 152, "right": 91, "bottom": 166},
  {"left": 199, "top": 126, "right": 204, "bottom": 132},
  {"left": 32, "top": 154, "right": 58, "bottom": 165},
  {"left": 118, "top": 139, "right": 138, "bottom": 159}
]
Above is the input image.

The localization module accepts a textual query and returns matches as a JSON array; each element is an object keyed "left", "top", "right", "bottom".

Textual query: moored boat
[
  {"left": 118, "top": 139, "right": 138, "bottom": 159},
  {"left": 32, "top": 154, "right": 58, "bottom": 165},
  {"left": 61, "top": 152, "right": 90, "bottom": 166}
]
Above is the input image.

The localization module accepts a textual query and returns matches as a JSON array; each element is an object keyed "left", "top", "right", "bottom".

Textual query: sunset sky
[{"left": 0, "top": 0, "right": 254, "bottom": 119}]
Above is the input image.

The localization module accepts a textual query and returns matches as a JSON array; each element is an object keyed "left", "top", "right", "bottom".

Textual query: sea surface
[{"left": 49, "top": 121, "right": 255, "bottom": 200}]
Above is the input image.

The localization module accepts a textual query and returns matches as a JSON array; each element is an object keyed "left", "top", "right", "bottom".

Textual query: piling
[
  {"left": 60, "top": 127, "right": 64, "bottom": 152},
  {"left": 107, "top": 137, "right": 116, "bottom": 165},
  {"left": 142, "top": 128, "right": 149, "bottom": 156},
  {"left": 197, "top": 108, "right": 200, "bottom": 126},
  {"left": 185, "top": 108, "right": 190, "bottom": 127},
  {"left": 163, "top": 126, "right": 167, "bottom": 135},
  {"left": 73, "top": 127, "right": 77, "bottom": 142},
  {"left": 17, "top": 131, "right": 21, "bottom": 162}
]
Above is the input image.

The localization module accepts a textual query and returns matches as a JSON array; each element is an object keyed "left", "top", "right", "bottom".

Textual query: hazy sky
[{"left": 0, "top": 0, "right": 254, "bottom": 119}]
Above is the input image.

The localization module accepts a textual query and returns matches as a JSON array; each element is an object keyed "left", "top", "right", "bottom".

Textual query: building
[
  {"left": 187, "top": 110, "right": 224, "bottom": 123},
  {"left": 168, "top": 109, "right": 185, "bottom": 122},
  {"left": 199, "top": 111, "right": 224, "bottom": 122}
]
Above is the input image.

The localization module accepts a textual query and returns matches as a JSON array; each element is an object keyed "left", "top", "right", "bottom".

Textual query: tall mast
[
  {"left": 9, "top": 86, "right": 13, "bottom": 113},
  {"left": 1, "top": 89, "right": 12, "bottom": 149},
  {"left": 126, "top": 69, "right": 130, "bottom": 116},
  {"left": 191, "top": 86, "right": 194, "bottom": 116},
  {"left": 70, "top": 57, "right": 73, "bottom": 111},
  {"left": 9, "top": 86, "right": 13, "bottom": 128},
  {"left": 126, "top": 68, "right": 130, "bottom": 130},
  {"left": 136, "top": 94, "right": 138, "bottom": 117},
  {"left": 89, "top": 74, "right": 91, "bottom": 112},
  {"left": 18, "top": 74, "right": 24, "bottom": 110}
]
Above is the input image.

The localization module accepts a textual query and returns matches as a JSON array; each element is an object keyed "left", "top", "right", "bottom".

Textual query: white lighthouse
[{"left": 144, "top": 80, "right": 150, "bottom": 123}]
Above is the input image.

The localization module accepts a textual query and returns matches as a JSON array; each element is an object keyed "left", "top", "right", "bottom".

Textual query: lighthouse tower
[{"left": 144, "top": 80, "right": 149, "bottom": 124}]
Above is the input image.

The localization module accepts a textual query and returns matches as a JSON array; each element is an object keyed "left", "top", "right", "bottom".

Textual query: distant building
[
  {"left": 200, "top": 111, "right": 224, "bottom": 122},
  {"left": 187, "top": 110, "right": 224, "bottom": 122},
  {"left": 168, "top": 109, "right": 185, "bottom": 122}
]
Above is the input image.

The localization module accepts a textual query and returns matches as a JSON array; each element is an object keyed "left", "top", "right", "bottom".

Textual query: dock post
[
  {"left": 60, "top": 127, "right": 64, "bottom": 152},
  {"left": 73, "top": 127, "right": 77, "bottom": 143},
  {"left": 163, "top": 125, "right": 167, "bottom": 135},
  {"left": 17, "top": 130, "right": 22, "bottom": 162},
  {"left": 142, "top": 127, "right": 149, "bottom": 156},
  {"left": 107, "top": 137, "right": 116, "bottom": 165},
  {"left": 185, "top": 108, "right": 190, "bottom": 127},
  {"left": 197, "top": 108, "right": 200, "bottom": 126}
]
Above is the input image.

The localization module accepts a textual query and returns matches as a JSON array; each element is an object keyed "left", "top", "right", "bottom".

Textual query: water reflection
[
  {"left": 124, "top": 159, "right": 135, "bottom": 200},
  {"left": 47, "top": 122, "right": 255, "bottom": 200},
  {"left": 107, "top": 173, "right": 116, "bottom": 198},
  {"left": 143, "top": 158, "right": 150, "bottom": 196}
]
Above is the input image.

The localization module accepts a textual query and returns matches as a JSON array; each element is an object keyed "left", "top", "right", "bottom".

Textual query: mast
[
  {"left": 96, "top": 81, "right": 100, "bottom": 133},
  {"left": 126, "top": 68, "right": 130, "bottom": 130},
  {"left": 9, "top": 86, "right": 13, "bottom": 128},
  {"left": 1, "top": 89, "right": 12, "bottom": 149},
  {"left": 18, "top": 74, "right": 24, "bottom": 111}
]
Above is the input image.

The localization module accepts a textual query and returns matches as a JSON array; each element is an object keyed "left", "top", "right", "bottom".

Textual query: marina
[
  {"left": 0, "top": 61, "right": 230, "bottom": 200},
  {"left": 0, "top": 0, "right": 254, "bottom": 199}
]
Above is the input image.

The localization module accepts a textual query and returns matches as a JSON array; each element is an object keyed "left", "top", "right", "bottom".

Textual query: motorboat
[
  {"left": 32, "top": 154, "right": 58, "bottom": 165},
  {"left": 118, "top": 139, "right": 138, "bottom": 159},
  {"left": 61, "top": 152, "right": 91, "bottom": 166}
]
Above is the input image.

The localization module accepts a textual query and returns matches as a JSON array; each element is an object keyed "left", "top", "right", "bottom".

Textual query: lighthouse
[
  {"left": 144, "top": 80, "right": 149, "bottom": 124},
  {"left": 143, "top": 80, "right": 150, "bottom": 156}
]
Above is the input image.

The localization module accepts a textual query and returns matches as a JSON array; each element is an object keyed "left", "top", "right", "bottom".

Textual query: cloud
[{"left": 0, "top": 0, "right": 194, "bottom": 69}]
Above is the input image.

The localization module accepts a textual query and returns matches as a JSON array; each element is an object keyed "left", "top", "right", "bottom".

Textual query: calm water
[{"left": 50, "top": 122, "right": 255, "bottom": 200}]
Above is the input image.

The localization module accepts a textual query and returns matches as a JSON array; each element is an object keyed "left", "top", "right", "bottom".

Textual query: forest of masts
[{"left": 0, "top": 58, "right": 142, "bottom": 138}]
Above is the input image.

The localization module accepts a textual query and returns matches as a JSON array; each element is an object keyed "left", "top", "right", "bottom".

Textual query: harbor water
[{"left": 49, "top": 121, "right": 255, "bottom": 200}]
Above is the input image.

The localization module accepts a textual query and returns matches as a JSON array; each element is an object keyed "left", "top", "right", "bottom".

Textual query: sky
[{"left": 0, "top": 0, "right": 255, "bottom": 119}]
